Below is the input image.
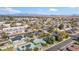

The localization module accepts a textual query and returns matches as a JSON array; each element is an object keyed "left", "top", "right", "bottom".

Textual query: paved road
[
  {"left": 46, "top": 33, "right": 79, "bottom": 51},
  {"left": 46, "top": 38, "right": 74, "bottom": 51}
]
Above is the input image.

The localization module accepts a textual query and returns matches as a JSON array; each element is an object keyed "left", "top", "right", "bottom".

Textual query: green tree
[
  {"left": 33, "top": 47, "right": 39, "bottom": 51},
  {"left": 58, "top": 23, "right": 64, "bottom": 30},
  {"left": 1, "top": 32, "right": 9, "bottom": 39},
  {"left": 0, "top": 49, "right": 2, "bottom": 51},
  {"left": 45, "top": 36, "right": 54, "bottom": 44},
  {"left": 9, "top": 16, "right": 14, "bottom": 21},
  {"left": 41, "top": 43, "right": 47, "bottom": 47},
  {"left": 10, "top": 21, "right": 16, "bottom": 27},
  {"left": 40, "top": 33, "right": 50, "bottom": 38}
]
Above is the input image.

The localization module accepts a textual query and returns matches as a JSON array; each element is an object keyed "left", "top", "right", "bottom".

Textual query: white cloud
[
  {"left": 0, "top": 7, "right": 21, "bottom": 15},
  {"left": 49, "top": 8, "right": 58, "bottom": 12}
]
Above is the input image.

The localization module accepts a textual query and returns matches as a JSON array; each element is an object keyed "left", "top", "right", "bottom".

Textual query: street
[{"left": 46, "top": 38, "right": 74, "bottom": 51}]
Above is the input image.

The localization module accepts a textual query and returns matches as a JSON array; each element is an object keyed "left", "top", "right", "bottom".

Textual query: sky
[{"left": 0, "top": 7, "right": 79, "bottom": 16}]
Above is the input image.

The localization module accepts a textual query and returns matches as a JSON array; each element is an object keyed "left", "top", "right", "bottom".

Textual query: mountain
[
  {"left": 0, "top": 13, "right": 50, "bottom": 16},
  {"left": 0, "top": 13, "right": 78, "bottom": 16},
  {"left": 14, "top": 13, "right": 50, "bottom": 16}
]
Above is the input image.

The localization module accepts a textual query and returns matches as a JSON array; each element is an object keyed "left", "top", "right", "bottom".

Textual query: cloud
[
  {"left": 0, "top": 7, "right": 21, "bottom": 15},
  {"left": 49, "top": 8, "right": 58, "bottom": 12}
]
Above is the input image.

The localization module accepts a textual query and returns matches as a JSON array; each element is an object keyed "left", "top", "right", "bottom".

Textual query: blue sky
[{"left": 0, "top": 7, "right": 79, "bottom": 15}]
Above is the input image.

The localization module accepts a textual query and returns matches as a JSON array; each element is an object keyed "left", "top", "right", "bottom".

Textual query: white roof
[
  {"left": 30, "top": 43, "right": 36, "bottom": 49},
  {"left": 33, "top": 38, "right": 46, "bottom": 44},
  {"left": 16, "top": 23, "right": 22, "bottom": 26}
]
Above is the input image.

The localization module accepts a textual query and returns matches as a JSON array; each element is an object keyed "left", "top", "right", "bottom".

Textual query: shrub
[
  {"left": 41, "top": 43, "right": 47, "bottom": 47},
  {"left": 58, "top": 31, "right": 69, "bottom": 40},
  {"left": 0, "top": 49, "right": 2, "bottom": 51},
  {"left": 49, "top": 36, "right": 55, "bottom": 44},
  {"left": 1, "top": 32, "right": 9, "bottom": 39},
  {"left": 30, "top": 39, "right": 34, "bottom": 42},
  {"left": 33, "top": 47, "right": 39, "bottom": 51},
  {"left": 43, "top": 36, "right": 55, "bottom": 44},
  {"left": 26, "top": 48, "right": 32, "bottom": 51},
  {"left": 55, "top": 36, "right": 59, "bottom": 41},
  {"left": 40, "top": 33, "right": 50, "bottom": 38},
  {"left": 64, "top": 33, "right": 69, "bottom": 39},
  {"left": 58, "top": 23, "right": 64, "bottom": 30},
  {"left": 57, "top": 36, "right": 63, "bottom": 42},
  {"left": 74, "top": 42, "right": 79, "bottom": 45}
]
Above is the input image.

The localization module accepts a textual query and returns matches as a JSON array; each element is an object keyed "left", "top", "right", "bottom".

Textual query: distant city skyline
[{"left": 0, "top": 7, "right": 79, "bottom": 16}]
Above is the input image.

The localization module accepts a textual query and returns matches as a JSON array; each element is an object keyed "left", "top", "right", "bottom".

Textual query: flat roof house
[{"left": 3, "top": 25, "right": 28, "bottom": 36}]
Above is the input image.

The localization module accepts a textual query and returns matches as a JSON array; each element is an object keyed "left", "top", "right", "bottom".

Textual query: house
[
  {"left": 11, "top": 35, "right": 23, "bottom": 41},
  {"left": 16, "top": 23, "right": 22, "bottom": 26},
  {"left": 16, "top": 43, "right": 35, "bottom": 51},
  {"left": 3, "top": 24, "right": 11, "bottom": 28},
  {"left": 0, "top": 22, "right": 5, "bottom": 26},
  {"left": 3, "top": 25, "right": 28, "bottom": 36},
  {"left": 12, "top": 36, "right": 26, "bottom": 48}
]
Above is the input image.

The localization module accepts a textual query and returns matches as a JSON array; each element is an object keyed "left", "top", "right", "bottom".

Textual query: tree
[
  {"left": 57, "top": 31, "right": 69, "bottom": 42},
  {"left": 9, "top": 16, "right": 14, "bottom": 21},
  {"left": 33, "top": 47, "right": 39, "bottom": 51},
  {"left": 44, "top": 36, "right": 54, "bottom": 44},
  {"left": 10, "top": 21, "right": 16, "bottom": 27},
  {"left": 58, "top": 23, "right": 64, "bottom": 30},
  {"left": 57, "top": 36, "right": 63, "bottom": 42},
  {"left": 49, "top": 36, "right": 55, "bottom": 44},
  {"left": 41, "top": 43, "right": 47, "bottom": 47},
  {"left": 48, "top": 26, "right": 54, "bottom": 33},
  {"left": 60, "top": 31, "right": 69, "bottom": 39},
  {"left": 70, "top": 20, "right": 77, "bottom": 29},
  {"left": 40, "top": 33, "right": 50, "bottom": 38},
  {"left": 0, "top": 49, "right": 2, "bottom": 51},
  {"left": 26, "top": 48, "right": 32, "bottom": 51},
  {"left": 54, "top": 31, "right": 63, "bottom": 42},
  {"left": 1, "top": 32, "right": 9, "bottom": 39},
  {"left": 55, "top": 35, "right": 59, "bottom": 41},
  {"left": 64, "top": 32, "right": 69, "bottom": 39}
]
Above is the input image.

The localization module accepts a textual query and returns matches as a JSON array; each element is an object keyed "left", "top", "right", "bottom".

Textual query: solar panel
[
  {"left": 25, "top": 44, "right": 31, "bottom": 48},
  {"left": 12, "top": 35, "right": 23, "bottom": 41}
]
